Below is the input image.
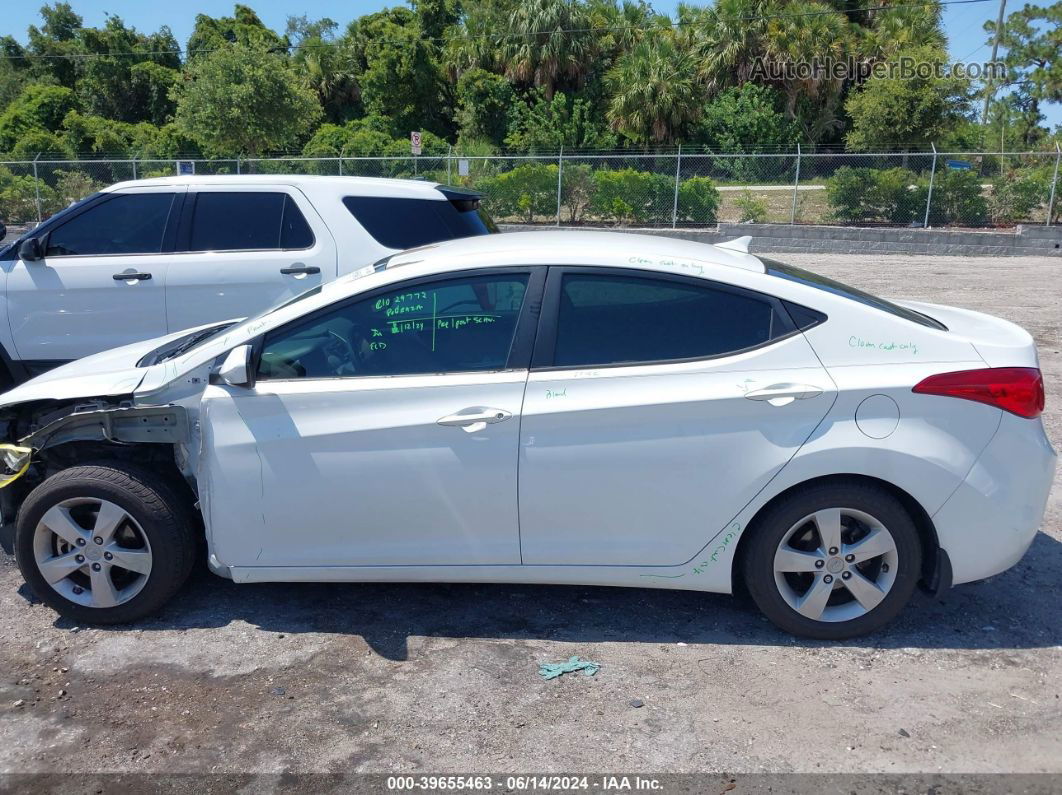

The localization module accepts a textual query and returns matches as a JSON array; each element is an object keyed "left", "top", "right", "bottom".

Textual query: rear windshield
[
  {"left": 343, "top": 192, "right": 497, "bottom": 250},
  {"left": 763, "top": 258, "right": 946, "bottom": 330}
]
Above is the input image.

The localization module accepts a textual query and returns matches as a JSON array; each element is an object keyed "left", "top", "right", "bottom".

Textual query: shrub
[
  {"left": 733, "top": 189, "right": 767, "bottom": 223},
  {"left": 677, "top": 176, "right": 721, "bottom": 224},
  {"left": 826, "top": 166, "right": 920, "bottom": 224},
  {"left": 54, "top": 170, "right": 104, "bottom": 206},
  {"left": 825, "top": 167, "right": 880, "bottom": 223},
  {"left": 989, "top": 169, "right": 1047, "bottom": 224},
  {"left": 0, "top": 166, "right": 59, "bottom": 223},
  {"left": 560, "top": 163, "right": 593, "bottom": 224},
  {"left": 919, "top": 168, "right": 988, "bottom": 227},
  {"left": 476, "top": 163, "right": 558, "bottom": 222},
  {"left": 590, "top": 168, "right": 673, "bottom": 225}
]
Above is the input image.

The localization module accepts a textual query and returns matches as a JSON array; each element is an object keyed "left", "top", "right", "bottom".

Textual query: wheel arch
[{"left": 730, "top": 473, "right": 943, "bottom": 598}]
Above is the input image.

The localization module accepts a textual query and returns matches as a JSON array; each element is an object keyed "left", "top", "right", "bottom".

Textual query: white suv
[{"left": 0, "top": 175, "right": 496, "bottom": 386}]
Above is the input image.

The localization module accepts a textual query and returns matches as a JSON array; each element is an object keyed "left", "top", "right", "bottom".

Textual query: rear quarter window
[
  {"left": 343, "top": 194, "right": 496, "bottom": 250},
  {"left": 763, "top": 258, "right": 946, "bottom": 330}
]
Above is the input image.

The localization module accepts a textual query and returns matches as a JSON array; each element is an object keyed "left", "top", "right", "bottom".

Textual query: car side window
[
  {"left": 552, "top": 273, "right": 782, "bottom": 368},
  {"left": 44, "top": 193, "right": 175, "bottom": 257},
  {"left": 258, "top": 273, "right": 529, "bottom": 379},
  {"left": 188, "top": 192, "right": 314, "bottom": 252}
]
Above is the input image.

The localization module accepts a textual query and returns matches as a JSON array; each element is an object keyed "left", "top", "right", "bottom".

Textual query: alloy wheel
[
  {"left": 32, "top": 497, "right": 153, "bottom": 609},
  {"left": 772, "top": 507, "right": 899, "bottom": 623}
]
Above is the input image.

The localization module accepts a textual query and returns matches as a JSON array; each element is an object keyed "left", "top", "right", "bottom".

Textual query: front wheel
[
  {"left": 15, "top": 465, "right": 197, "bottom": 624},
  {"left": 742, "top": 483, "right": 923, "bottom": 640}
]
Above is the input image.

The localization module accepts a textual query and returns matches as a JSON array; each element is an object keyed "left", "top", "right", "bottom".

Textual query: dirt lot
[{"left": 0, "top": 253, "right": 1059, "bottom": 781}]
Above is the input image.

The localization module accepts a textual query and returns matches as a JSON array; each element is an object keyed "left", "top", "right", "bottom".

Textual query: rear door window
[
  {"left": 44, "top": 193, "right": 175, "bottom": 256},
  {"left": 188, "top": 192, "right": 314, "bottom": 252},
  {"left": 549, "top": 272, "right": 785, "bottom": 368},
  {"left": 343, "top": 194, "right": 496, "bottom": 250}
]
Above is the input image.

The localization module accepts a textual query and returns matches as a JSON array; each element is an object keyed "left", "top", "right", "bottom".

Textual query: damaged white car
[{"left": 0, "top": 231, "right": 1055, "bottom": 639}]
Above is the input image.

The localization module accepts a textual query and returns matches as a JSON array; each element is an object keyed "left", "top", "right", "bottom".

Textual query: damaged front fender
[{"left": 20, "top": 403, "right": 190, "bottom": 452}]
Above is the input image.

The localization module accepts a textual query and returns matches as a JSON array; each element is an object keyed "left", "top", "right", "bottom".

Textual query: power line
[{"left": 2, "top": 0, "right": 994, "bottom": 61}]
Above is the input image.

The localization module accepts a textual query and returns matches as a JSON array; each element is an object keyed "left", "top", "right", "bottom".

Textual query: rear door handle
[
  {"left": 280, "top": 265, "right": 320, "bottom": 276},
  {"left": 113, "top": 272, "right": 152, "bottom": 282},
  {"left": 437, "top": 408, "right": 513, "bottom": 433},
  {"left": 744, "top": 383, "right": 824, "bottom": 407}
]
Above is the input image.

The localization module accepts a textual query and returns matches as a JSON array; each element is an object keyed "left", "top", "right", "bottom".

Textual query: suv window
[
  {"left": 343, "top": 194, "right": 496, "bottom": 250},
  {"left": 44, "top": 193, "right": 175, "bottom": 256},
  {"left": 258, "top": 273, "right": 529, "bottom": 379},
  {"left": 552, "top": 273, "right": 781, "bottom": 368},
  {"left": 188, "top": 192, "right": 314, "bottom": 252}
]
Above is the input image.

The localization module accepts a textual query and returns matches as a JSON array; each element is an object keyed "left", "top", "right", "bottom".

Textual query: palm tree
[
  {"left": 498, "top": 0, "right": 596, "bottom": 98},
  {"left": 862, "top": 4, "right": 945, "bottom": 62},
  {"left": 681, "top": 0, "right": 773, "bottom": 91},
  {"left": 764, "top": 0, "right": 853, "bottom": 119},
  {"left": 606, "top": 32, "right": 703, "bottom": 144}
]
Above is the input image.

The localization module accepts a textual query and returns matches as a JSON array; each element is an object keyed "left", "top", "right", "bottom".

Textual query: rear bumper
[{"left": 932, "top": 412, "right": 1057, "bottom": 585}]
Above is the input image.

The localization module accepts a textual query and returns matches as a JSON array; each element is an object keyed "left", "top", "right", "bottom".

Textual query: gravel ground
[{"left": 0, "top": 253, "right": 1059, "bottom": 779}]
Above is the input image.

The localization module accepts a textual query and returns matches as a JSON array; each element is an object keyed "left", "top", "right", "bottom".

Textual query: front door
[
  {"left": 200, "top": 268, "right": 543, "bottom": 568},
  {"left": 518, "top": 268, "right": 836, "bottom": 566},
  {"left": 165, "top": 186, "right": 337, "bottom": 334},
  {"left": 6, "top": 187, "right": 180, "bottom": 363}
]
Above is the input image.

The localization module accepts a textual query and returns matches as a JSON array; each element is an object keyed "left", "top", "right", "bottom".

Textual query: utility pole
[{"left": 981, "top": 0, "right": 1007, "bottom": 124}]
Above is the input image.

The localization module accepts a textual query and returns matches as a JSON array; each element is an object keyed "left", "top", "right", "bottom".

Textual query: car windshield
[
  {"left": 762, "top": 258, "right": 947, "bottom": 330},
  {"left": 139, "top": 285, "right": 324, "bottom": 366}
]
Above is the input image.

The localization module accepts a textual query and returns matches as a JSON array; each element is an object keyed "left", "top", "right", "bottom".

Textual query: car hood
[{"left": 0, "top": 321, "right": 231, "bottom": 408}]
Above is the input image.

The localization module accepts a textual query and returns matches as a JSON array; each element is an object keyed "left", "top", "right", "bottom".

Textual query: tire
[
  {"left": 15, "top": 464, "right": 197, "bottom": 624},
  {"left": 741, "top": 482, "right": 922, "bottom": 640}
]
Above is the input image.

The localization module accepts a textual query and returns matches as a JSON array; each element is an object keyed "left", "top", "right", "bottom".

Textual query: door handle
[
  {"left": 437, "top": 408, "right": 513, "bottom": 433},
  {"left": 113, "top": 272, "right": 152, "bottom": 282},
  {"left": 743, "top": 383, "right": 824, "bottom": 407},
  {"left": 280, "top": 265, "right": 320, "bottom": 276}
]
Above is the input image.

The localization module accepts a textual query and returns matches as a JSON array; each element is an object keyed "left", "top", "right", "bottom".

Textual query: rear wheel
[
  {"left": 15, "top": 465, "right": 196, "bottom": 624},
  {"left": 742, "top": 482, "right": 922, "bottom": 639}
]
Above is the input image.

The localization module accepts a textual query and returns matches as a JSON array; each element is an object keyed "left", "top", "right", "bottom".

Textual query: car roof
[
  {"left": 103, "top": 174, "right": 448, "bottom": 199},
  {"left": 380, "top": 230, "right": 766, "bottom": 275}
]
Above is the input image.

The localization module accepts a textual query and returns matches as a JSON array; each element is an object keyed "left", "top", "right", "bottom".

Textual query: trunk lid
[{"left": 897, "top": 300, "right": 1040, "bottom": 369}]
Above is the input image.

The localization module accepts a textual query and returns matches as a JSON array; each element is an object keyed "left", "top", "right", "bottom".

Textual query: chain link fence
[{"left": 2, "top": 147, "right": 1061, "bottom": 230}]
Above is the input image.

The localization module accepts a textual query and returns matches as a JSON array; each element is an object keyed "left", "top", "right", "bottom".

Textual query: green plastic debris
[{"left": 538, "top": 655, "right": 601, "bottom": 680}]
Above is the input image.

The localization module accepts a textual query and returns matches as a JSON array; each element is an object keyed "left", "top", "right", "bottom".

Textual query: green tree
[
  {"left": 186, "top": 5, "right": 289, "bottom": 59},
  {"left": 695, "top": 83, "right": 799, "bottom": 152},
  {"left": 0, "top": 84, "right": 79, "bottom": 151},
  {"left": 77, "top": 17, "right": 181, "bottom": 124},
  {"left": 348, "top": 9, "right": 450, "bottom": 137},
  {"left": 845, "top": 45, "right": 972, "bottom": 150},
  {"left": 986, "top": 2, "right": 1062, "bottom": 126},
  {"left": 681, "top": 0, "right": 771, "bottom": 91},
  {"left": 173, "top": 43, "right": 321, "bottom": 156},
  {"left": 286, "top": 16, "right": 360, "bottom": 124},
  {"left": 26, "top": 3, "right": 84, "bottom": 89},
  {"left": 506, "top": 90, "right": 615, "bottom": 150},
  {"left": 455, "top": 68, "right": 516, "bottom": 147},
  {"left": 606, "top": 32, "right": 702, "bottom": 144}
]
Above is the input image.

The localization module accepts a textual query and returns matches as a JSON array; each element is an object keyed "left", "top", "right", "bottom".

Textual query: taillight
[{"left": 913, "top": 367, "right": 1045, "bottom": 419}]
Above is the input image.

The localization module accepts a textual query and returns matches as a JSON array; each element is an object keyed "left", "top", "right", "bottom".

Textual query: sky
[{"left": 5, "top": 0, "right": 1060, "bottom": 130}]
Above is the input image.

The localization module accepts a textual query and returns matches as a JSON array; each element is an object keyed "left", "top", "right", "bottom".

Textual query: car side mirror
[
  {"left": 18, "top": 238, "right": 42, "bottom": 262},
  {"left": 214, "top": 345, "right": 253, "bottom": 388}
]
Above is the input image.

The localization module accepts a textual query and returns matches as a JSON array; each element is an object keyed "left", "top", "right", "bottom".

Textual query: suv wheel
[
  {"left": 15, "top": 465, "right": 196, "bottom": 624},
  {"left": 742, "top": 482, "right": 922, "bottom": 640}
]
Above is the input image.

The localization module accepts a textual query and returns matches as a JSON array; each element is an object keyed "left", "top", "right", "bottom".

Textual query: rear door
[
  {"left": 518, "top": 267, "right": 836, "bottom": 566},
  {"left": 165, "top": 186, "right": 337, "bottom": 333},
  {"left": 6, "top": 186, "right": 180, "bottom": 364}
]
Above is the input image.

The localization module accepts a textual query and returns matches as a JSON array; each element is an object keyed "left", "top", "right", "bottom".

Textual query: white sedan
[{"left": 0, "top": 231, "right": 1054, "bottom": 639}]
